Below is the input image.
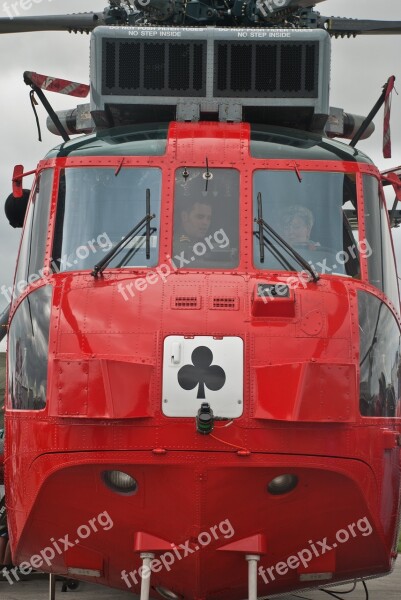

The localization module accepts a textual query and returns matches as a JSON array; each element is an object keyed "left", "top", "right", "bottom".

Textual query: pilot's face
[
  {"left": 181, "top": 203, "right": 212, "bottom": 239},
  {"left": 282, "top": 215, "right": 311, "bottom": 244}
]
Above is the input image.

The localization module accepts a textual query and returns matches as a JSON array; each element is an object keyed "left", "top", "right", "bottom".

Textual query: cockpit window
[
  {"left": 13, "top": 169, "right": 53, "bottom": 300},
  {"left": 53, "top": 167, "right": 162, "bottom": 272},
  {"left": 173, "top": 168, "right": 239, "bottom": 268},
  {"left": 363, "top": 175, "right": 399, "bottom": 307},
  {"left": 253, "top": 170, "right": 361, "bottom": 278}
]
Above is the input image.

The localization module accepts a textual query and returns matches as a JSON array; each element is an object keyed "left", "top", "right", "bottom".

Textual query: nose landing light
[
  {"left": 102, "top": 470, "right": 138, "bottom": 495},
  {"left": 155, "top": 586, "right": 181, "bottom": 599},
  {"left": 268, "top": 474, "right": 298, "bottom": 495}
]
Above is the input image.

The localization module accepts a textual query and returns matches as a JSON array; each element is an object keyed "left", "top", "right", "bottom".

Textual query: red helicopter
[{"left": 1, "top": 1, "right": 401, "bottom": 599}]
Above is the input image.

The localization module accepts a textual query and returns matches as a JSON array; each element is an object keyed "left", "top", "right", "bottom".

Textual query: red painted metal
[
  {"left": 218, "top": 534, "right": 267, "bottom": 554},
  {"left": 3, "top": 122, "right": 401, "bottom": 599},
  {"left": 134, "top": 532, "right": 175, "bottom": 552},
  {"left": 11, "top": 165, "right": 24, "bottom": 198}
]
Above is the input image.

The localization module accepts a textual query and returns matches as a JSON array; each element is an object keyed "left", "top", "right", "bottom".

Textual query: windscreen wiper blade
[
  {"left": 254, "top": 231, "right": 297, "bottom": 272},
  {"left": 255, "top": 193, "right": 319, "bottom": 283},
  {"left": 146, "top": 188, "right": 151, "bottom": 260},
  {"left": 115, "top": 227, "right": 157, "bottom": 268},
  {"left": 259, "top": 218, "right": 319, "bottom": 283},
  {"left": 92, "top": 188, "right": 155, "bottom": 278},
  {"left": 257, "top": 192, "right": 265, "bottom": 263}
]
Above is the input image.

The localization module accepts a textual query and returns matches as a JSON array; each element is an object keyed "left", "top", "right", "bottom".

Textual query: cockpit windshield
[
  {"left": 53, "top": 167, "right": 161, "bottom": 272},
  {"left": 253, "top": 170, "right": 361, "bottom": 278},
  {"left": 173, "top": 167, "right": 239, "bottom": 268}
]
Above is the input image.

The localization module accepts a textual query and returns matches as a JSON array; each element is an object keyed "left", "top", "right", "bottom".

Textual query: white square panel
[{"left": 162, "top": 336, "right": 243, "bottom": 418}]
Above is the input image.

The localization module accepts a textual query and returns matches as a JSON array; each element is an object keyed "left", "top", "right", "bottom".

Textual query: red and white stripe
[{"left": 25, "top": 72, "right": 90, "bottom": 98}]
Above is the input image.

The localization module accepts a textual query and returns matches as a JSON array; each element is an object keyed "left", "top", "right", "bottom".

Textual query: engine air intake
[
  {"left": 214, "top": 41, "right": 319, "bottom": 98},
  {"left": 91, "top": 27, "right": 330, "bottom": 130},
  {"left": 102, "top": 39, "right": 207, "bottom": 97}
]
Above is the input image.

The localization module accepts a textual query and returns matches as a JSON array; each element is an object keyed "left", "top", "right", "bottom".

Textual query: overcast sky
[{"left": 0, "top": 0, "right": 401, "bottom": 351}]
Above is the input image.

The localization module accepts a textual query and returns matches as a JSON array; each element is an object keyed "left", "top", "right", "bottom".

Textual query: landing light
[
  {"left": 155, "top": 586, "right": 181, "bottom": 600},
  {"left": 102, "top": 470, "right": 138, "bottom": 495},
  {"left": 268, "top": 474, "right": 298, "bottom": 496}
]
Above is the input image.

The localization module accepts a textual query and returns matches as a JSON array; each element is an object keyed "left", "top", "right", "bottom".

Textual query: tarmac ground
[{"left": 0, "top": 561, "right": 400, "bottom": 600}]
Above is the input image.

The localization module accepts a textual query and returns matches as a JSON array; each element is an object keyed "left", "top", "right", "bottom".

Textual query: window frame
[
  {"left": 251, "top": 168, "right": 361, "bottom": 278},
  {"left": 172, "top": 166, "right": 241, "bottom": 271},
  {"left": 51, "top": 165, "right": 163, "bottom": 273},
  {"left": 362, "top": 173, "right": 400, "bottom": 309},
  {"left": 12, "top": 168, "right": 54, "bottom": 302}
]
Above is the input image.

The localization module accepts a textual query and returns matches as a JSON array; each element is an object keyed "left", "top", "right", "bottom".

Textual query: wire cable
[
  {"left": 209, "top": 433, "right": 248, "bottom": 452},
  {"left": 288, "top": 579, "right": 367, "bottom": 600},
  {"left": 361, "top": 579, "right": 369, "bottom": 599},
  {"left": 321, "top": 579, "right": 368, "bottom": 600},
  {"left": 321, "top": 590, "right": 351, "bottom": 599},
  {"left": 320, "top": 581, "right": 356, "bottom": 594},
  {"left": 29, "top": 90, "right": 42, "bottom": 142}
]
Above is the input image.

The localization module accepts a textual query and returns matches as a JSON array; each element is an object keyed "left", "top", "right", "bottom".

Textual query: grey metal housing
[{"left": 90, "top": 26, "right": 331, "bottom": 131}]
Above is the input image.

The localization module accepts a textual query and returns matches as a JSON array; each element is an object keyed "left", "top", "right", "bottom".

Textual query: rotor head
[{"left": 0, "top": 0, "right": 401, "bottom": 32}]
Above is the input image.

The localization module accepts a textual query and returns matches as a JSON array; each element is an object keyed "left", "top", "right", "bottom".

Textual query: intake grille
[
  {"left": 214, "top": 41, "right": 319, "bottom": 98},
  {"left": 173, "top": 296, "right": 201, "bottom": 310},
  {"left": 211, "top": 297, "right": 239, "bottom": 310},
  {"left": 102, "top": 39, "right": 207, "bottom": 97},
  {"left": 92, "top": 27, "right": 330, "bottom": 130}
]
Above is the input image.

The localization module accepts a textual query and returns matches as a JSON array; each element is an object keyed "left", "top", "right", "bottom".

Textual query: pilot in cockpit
[
  {"left": 280, "top": 205, "right": 320, "bottom": 250},
  {"left": 174, "top": 199, "right": 213, "bottom": 256}
]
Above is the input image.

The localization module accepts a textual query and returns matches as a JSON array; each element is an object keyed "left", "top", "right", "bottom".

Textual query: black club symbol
[{"left": 177, "top": 346, "right": 226, "bottom": 399}]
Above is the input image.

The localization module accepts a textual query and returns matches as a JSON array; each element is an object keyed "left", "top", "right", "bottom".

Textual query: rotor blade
[
  {"left": 24, "top": 72, "right": 89, "bottom": 97},
  {"left": 292, "top": 0, "right": 328, "bottom": 6},
  {"left": 266, "top": 0, "right": 327, "bottom": 9},
  {"left": 261, "top": 0, "right": 327, "bottom": 14},
  {"left": 0, "top": 13, "right": 105, "bottom": 35},
  {"left": 321, "top": 17, "right": 401, "bottom": 36}
]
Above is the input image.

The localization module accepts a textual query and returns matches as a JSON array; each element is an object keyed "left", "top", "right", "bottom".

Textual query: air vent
[
  {"left": 102, "top": 39, "right": 207, "bottom": 97},
  {"left": 214, "top": 41, "right": 319, "bottom": 98},
  {"left": 91, "top": 27, "right": 330, "bottom": 130},
  {"left": 212, "top": 297, "right": 239, "bottom": 310},
  {"left": 172, "top": 296, "right": 201, "bottom": 309}
]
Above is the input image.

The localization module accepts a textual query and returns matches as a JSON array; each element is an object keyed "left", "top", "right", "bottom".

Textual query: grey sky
[{"left": 0, "top": 0, "right": 400, "bottom": 351}]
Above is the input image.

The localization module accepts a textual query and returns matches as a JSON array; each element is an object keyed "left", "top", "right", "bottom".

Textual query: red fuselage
[{"left": 4, "top": 122, "right": 401, "bottom": 599}]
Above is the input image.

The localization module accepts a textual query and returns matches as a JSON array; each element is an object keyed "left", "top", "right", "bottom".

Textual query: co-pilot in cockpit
[{"left": 253, "top": 170, "right": 361, "bottom": 279}]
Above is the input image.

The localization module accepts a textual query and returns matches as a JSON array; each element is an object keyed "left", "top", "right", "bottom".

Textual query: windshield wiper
[
  {"left": 92, "top": 188, "right": 155, "bottom": 278},
  {"left": 254, "top": 231, "right": 297, "bottom": 272},
  {"left": 257, "top": 191, "right": 265, "bottom": 263},
  {"left": 254, "top": 192, "right": 319, "bottom": 283}
]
